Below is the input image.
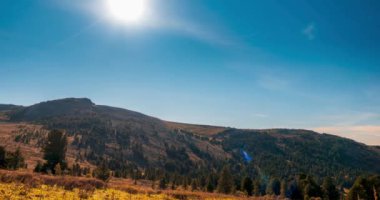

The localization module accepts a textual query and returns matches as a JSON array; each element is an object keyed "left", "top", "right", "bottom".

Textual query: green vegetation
[
  {"left": 0, "top": 146, "right": 25, "bottom": 170},
  {"left": 42, "top": 129, "right": 68, "bottom": 174}
]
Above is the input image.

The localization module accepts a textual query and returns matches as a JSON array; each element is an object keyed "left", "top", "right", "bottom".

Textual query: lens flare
[{"left": 106, "top": 0, "right": 147, "bottom": 24}]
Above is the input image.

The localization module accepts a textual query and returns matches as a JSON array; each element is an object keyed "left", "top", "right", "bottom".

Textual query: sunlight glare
[{"left": 105, "top": 0, "right": 147, "bottom": 24}]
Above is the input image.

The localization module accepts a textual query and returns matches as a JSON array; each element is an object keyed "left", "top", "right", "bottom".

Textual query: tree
[
  {"left": 206, "top": 175, "right": 215, "bottom": 192},
  {"left": 191, "top": 179, "right": 198, "bottom": 191},
  {"left": 0, "top": 146, "right": 5, "bottom": 168},
  {"left": 321, "top": 177, "right": 339, "bottom": 200},
  {"left": 94, "top": 161, "right": 110, "bottom": 181},
  {"left": 159, "top": 177, "right": 167, "bottom": 190},
  {"left": 34, "top": 161, "right": 43, "bottom": 172},
  {"left": 266, "top": 177, "right": 281, "bottom": 195},
  {"left": 217, "top": 166, "right": 234, "bottom": 194},
  {"left": 43, "top": 130, "right": 67, "bottom": 174},
  {"left": 347, "top": 176, "right": 380, "bottom": 200},
  {"left": 6, "top": 148, "right": 25, "bottom": 170},
  {"left": 280, "top": 180, "right": 287, "bottom": 198},
  {"left": 298, "top": 175, "right": 322, "bottom": 199},
  {"left": 242, "top": 176, "right": 253, "bottom": 196},
  {"left": 254, "top": 179, "right": 261, "bottom": 196}
]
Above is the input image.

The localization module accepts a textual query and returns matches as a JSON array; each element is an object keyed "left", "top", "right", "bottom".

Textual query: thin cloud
[
  {"left": 302, "top": 23, "right": 316, "bottom": 40},
  {"left": 157, "top": 19, "right": 238, "bottom": 47}
]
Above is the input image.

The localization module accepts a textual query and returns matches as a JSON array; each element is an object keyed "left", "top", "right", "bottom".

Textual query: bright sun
[{"left": 105, "top": 0, "right": 147, "bottom": 24}]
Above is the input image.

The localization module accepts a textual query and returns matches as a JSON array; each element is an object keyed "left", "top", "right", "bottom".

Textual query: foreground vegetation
[{"left": 0, "top": 183, "right": 179, "bottom": 200}]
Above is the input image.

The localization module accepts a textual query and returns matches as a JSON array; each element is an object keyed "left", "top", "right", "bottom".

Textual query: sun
[{"left": 105, "top": 0, "right": 147, "bottom": 24}]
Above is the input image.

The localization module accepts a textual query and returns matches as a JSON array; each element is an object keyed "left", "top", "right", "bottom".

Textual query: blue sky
[{"left": 1, "top": 0, "right": 380, "bottom": 145}]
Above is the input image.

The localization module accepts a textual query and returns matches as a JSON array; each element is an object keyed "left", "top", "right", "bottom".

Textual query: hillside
[{"left": 0, "top": 98, "right": 379, "bottom": 186}]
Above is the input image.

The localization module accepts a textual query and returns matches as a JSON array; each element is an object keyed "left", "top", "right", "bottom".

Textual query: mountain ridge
[{"left": 1, "top": 97, "right": 379, "bottom": 186}]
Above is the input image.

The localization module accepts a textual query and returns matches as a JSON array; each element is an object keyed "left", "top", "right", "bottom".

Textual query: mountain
[{"left": 1, "top": 98, "right": 379, "bottom": 185}]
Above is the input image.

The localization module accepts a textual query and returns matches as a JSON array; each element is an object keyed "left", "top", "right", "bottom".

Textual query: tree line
[{"left": 4, "top": 129, "right": 380, "bottom": 200}]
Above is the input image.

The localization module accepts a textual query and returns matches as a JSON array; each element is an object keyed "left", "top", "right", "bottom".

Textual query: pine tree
[
  {"left": 0, "top": 146, "right": 5, "bottom": 168},
  {"left": 159, "top": 177, "right": 167, "bottom": 190},
  {"left": 267, "top": 178, "right": 281, "bottom": 195},
  {"left": 280, "top": 180, "right": 287, "bottom": 198},
  {"left": 6, "top": 147, "right": 25, "bottom": 170},
  {"left": 43, "top": 130, "right": 67, "bottom": 173},
  {"left": 242, "top": 176, "right": 253, "bottom": 196},
  {"left": 206, "top": 175, "right": 215, "bottom": 192},
  {"left": 94, "top": 161, "right": 110, "bottom": 181},
  {"left": 254, "top": 179, "right": 261, "bottom": 196},
  {"left": 34, "top": 161, "right": 43, "bottom": 172},
  {"left": 322, "top": 177, "right": 339, "bottom": 200},
  {"left": 217, "top": 165, "right": 234, "bottom": 194},
  {"left": 191, "top": 179, "right": 198, "bottom": 191}
]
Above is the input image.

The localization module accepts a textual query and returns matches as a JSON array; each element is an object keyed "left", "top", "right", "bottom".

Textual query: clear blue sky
[{"left": 1, "top": 0, "right": 380, "bottom": 144}]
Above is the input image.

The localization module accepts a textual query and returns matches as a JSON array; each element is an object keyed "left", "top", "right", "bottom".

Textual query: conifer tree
[
  {"left": 266, "top": 178, "right": 281, "bottom": 195},
  {"left": 0, "top": 146, "right": 5, "bottom": 168},
  {"left": 206, "top": 175, "right": 215, "bottom": 192},
  {"left": 159, "top": 177, "right": 167, "bottom": 190},
  {"left": 191, "top": 179, "right": 198, "bottom": 191},
  {"left": 34, "top": 161, "right": 43, "bottom": 172},
  {"left": 217, "top": 165, "right": 234, "bottom": 194},
  {"left": 280, "top": 180, "right": 287, "bottom": 198},
  {"left": 321, "top": 177, "right": 339, "bottom": 200},
  {"left": 6, "top": 147, "right": 25, "bottom": 170},
  {"left": 254, "top": 179, "right": 261, "bottom": 196},
  {"left": 94, "top": 161, "right": 110, "bottom": 181},
  {"left": 242, "top": 176, "right": 253, "bottom": 196},
  {"left": 43, "top": 130, "right": 67, "bottom": 173}
]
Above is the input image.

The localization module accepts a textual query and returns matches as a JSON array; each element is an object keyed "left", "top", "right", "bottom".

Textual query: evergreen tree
[
  {"left": 34, "top": 161, "right": 43, "bottom": 172},
  {"left": 159, "top": 177, "right": 167, "bottom": 190},
  {"left": 191, "top": 179, "right": 198, "bottom": 191},
  {"left": 347, "top": 176, "right": 380, "bottom": 200},
  {"left": 6, "top": 147, "right": 25, "bottom": 170},
  {"left": 321, "top": 177, "right": 339, "bottom": 200},
  {"left": 254, "top": 179, "right": 261, "bottom": 196},
  {"left": 217, "top": 165, "right": 234, "bottom": 194},
  {"left": 242, "top": 176, "right": 253, "bottom": 196},
  {"left": 206, "top": 175, "right": 215, "bottom": 192},
  {"left": 280, "top": 180, "right": 287, "bottom": 198},
  {"left": 43, "top": 130, "right": 67, "bottom": 173},
  {"left": 266, "top": 177, "right": 281, "bottom": 195},
  {"left": 0, "top": 146, "right": 5, "bottom": 168},
  {"left": 94, "top": 161, "right": 110, "bottom": 181},
  {"left": 298, "top": 175, "right": 322, "bottom": 199}
]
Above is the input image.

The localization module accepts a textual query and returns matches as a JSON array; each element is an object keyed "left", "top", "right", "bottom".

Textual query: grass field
[{"left": 0, "top": 170, "right": 274, "bottom": 200}]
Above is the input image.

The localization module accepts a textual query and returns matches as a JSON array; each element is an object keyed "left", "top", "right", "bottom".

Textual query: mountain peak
[
  {"left": 43, "top": 97, "right": 94, "bottom": 106},
  {"left": 9, "top": 97, "right": 95, "bottom": 121}
]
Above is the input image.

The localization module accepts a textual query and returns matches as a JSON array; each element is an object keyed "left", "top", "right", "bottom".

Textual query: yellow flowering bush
[{"left": 0, "top": 183, "right": 176, "bottom": 200}]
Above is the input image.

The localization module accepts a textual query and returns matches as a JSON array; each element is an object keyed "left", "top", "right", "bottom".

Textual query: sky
[{"left": 1, "top": 0, "right": 380, "bottom": 145}]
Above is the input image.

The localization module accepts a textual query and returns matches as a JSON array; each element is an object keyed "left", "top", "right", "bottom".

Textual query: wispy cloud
[
  {"left": 302, "top": 23, "right": 316, "bottom": 40},
  {"left": 151, "top": 18, "right": 238, "bottom": 47},
  {"left": 252, "top": 113, "right": 268, "bottom": 118},
  {"left": 256, "top": 74, "right": 291, "bottom": 91}
]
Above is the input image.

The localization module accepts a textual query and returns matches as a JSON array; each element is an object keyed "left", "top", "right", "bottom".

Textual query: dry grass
[
  {"left": 0, "top": 122, "right": 96, "bottom": 171},
  {"left": 0, "top": 170, "right": 282, "bottom": 199},
  {"left": 0, "top": 170, "right": 105, "bottom": 190},
  {"left": 164, "top": 122, "right": 227, "bottom": 136}
]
